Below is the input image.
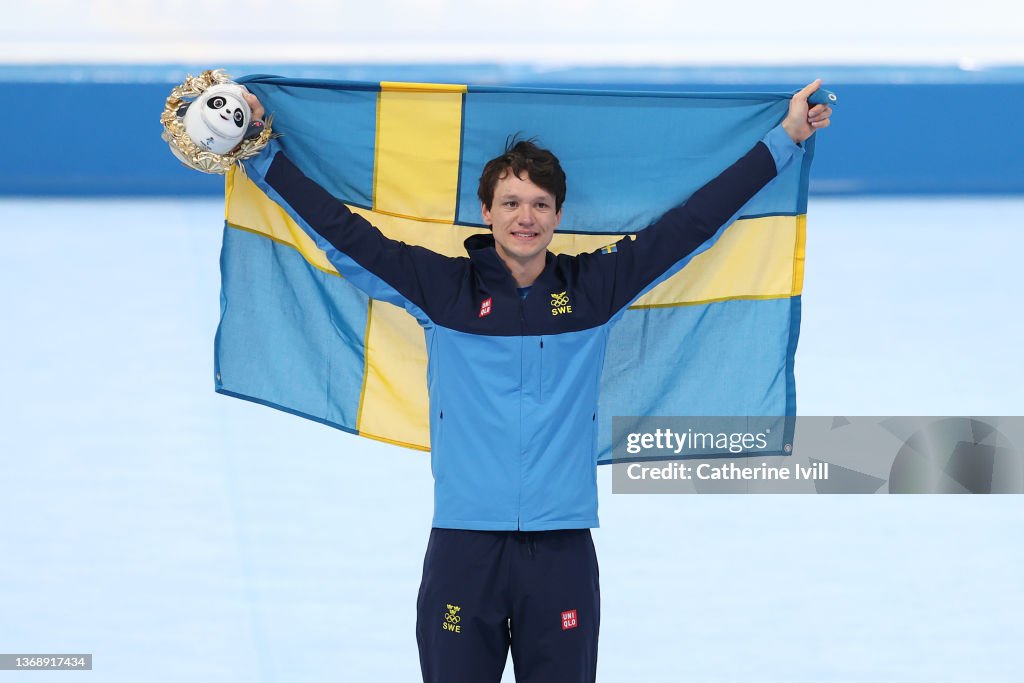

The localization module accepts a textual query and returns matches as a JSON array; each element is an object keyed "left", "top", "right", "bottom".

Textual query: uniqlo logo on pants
[{"left": 561, "top": 609, "right": 578, "bottom": 630}]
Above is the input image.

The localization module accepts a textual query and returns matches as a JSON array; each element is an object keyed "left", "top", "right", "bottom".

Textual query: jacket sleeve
[
  {"left": 575, "top": 124, "right": 804, "bottom": 320},
  {"left": 242, "top": 138, "right": 459, "bottom": 325}
]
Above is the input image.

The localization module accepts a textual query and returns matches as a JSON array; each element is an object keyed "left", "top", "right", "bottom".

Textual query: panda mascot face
[{"left": 182, "top": 83, "right": 251, "bottom": 154}]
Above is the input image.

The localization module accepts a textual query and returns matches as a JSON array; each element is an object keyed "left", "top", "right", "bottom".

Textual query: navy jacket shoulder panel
[
  {"left": 433, "top": 235, "right": 610, "bottom": 336},
  {"left": 257, "top": 138, "right": 776, "bottom": 335},
  {"left": 263, "top": 151, "right": 469, "bottom": 321}
]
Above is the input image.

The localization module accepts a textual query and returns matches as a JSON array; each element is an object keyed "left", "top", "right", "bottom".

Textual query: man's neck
[{"left": 496, "top": 251, "right": 546, "bottom": 288}]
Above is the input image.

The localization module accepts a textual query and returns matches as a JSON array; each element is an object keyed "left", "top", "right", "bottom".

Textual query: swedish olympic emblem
[
  {"left": 550, "top": 291, "right": 572, "bottom": 316},
  {"left": 442, "top": 604, "right": 462, "bottom": 634}
]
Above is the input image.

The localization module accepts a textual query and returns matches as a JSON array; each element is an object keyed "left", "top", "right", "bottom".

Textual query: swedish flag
[{"left": 215, "top": 78, "right": 814, "bottom": 460}]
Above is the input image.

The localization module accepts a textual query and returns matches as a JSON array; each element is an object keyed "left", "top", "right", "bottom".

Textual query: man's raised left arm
[{"left": 578, "top": 79, "right": 833, "bottom": 318}]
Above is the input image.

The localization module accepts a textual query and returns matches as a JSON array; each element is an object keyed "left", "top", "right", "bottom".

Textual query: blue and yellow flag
[{"left": 215, "top": 77, "right": 813, "bottom": 462}]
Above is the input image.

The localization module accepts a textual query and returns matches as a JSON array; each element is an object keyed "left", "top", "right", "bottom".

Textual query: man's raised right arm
[{"left": 239, "top": 92, "right": 456, "bottom": 322}]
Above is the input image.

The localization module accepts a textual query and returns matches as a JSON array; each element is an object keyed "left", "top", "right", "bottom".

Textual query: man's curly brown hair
[{"left": 477, "top": 136, "right": 566, "bottom": 215}]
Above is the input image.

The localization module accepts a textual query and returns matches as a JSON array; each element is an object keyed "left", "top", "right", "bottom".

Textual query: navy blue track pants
[{"left": 416, "top": 528, "right": 600, "bottom": 683}]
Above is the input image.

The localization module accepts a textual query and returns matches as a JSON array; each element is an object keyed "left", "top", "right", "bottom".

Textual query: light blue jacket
[{"left": 244, "top": 126, "right": 801, "bottom": 530}]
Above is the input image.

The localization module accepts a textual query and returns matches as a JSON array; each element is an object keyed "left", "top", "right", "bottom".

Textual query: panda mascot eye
[
  {"left": 233, "top": 109, "right": 245, "bottom": 127},
  {"left": 207, "top": 96, "right": 227, "bottom": 109}
]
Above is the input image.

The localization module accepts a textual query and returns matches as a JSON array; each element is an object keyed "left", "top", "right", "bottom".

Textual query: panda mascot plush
[{"left": 161, "top": 69, "right": 273, "bottom": 174}]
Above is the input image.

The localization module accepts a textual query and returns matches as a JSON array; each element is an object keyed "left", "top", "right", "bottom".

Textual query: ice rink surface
[{"left": 1, "top": 196, "right": 1022, "bottom": 682}]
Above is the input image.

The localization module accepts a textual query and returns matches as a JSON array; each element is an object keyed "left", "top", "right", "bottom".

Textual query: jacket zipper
[
  {"left": 518, "top": 296, "right": 526, "bottom": 530},
  {"left": 538, "top": 337, "right": 544, "bottom": 403}
]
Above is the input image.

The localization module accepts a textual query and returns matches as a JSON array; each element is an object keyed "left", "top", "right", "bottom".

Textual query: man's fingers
[
  {"left": 808, "top": 105, "right": 832, "bottom": 121},
  {"left": 795, "top": 78, "right": 823, "bottom": 102},
  {"left": 243, "top": 92, "right": 265, "bottom": 121},
  {"left": 811, "top": 119, "right": 831, "bottom": 129}
]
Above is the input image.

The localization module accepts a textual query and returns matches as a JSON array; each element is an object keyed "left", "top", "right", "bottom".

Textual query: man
[{"left": 240, "top": 80, "right": 831, "bottom": 682}]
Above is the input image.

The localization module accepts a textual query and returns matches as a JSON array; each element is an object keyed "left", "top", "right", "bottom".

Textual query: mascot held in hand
[{"left": 161, "top": 69, "right": 273, "bottom": 175}]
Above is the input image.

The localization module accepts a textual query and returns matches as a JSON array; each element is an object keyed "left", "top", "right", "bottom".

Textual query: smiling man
[
  {"left": 478, "top": 139, "right": 565, "bottom": 286},
  {"left": 240, "top": 80, "right": 831, "bottom": 683}
]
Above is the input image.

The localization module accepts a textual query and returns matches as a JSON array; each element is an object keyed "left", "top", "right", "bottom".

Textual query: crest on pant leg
[{"left": 442, "top": 604, "right": 462, "bottom": 634}]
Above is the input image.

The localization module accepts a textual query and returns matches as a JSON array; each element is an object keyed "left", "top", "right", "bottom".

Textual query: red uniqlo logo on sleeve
[
  {"left": 561, "top": 609, "right": 578, "bottom": 630},
  {"left": 478, "top": 297, "right": 493, "bottom": 318}
]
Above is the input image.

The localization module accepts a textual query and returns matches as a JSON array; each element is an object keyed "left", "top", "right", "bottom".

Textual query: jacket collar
[{"left": 463, "top": 233, "right": 557, "bottom": 291}]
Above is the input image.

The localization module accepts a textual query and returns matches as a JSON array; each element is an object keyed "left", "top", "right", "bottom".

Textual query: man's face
[{"left": 481, "top": 170, "right": 561, "bottom": 268}]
